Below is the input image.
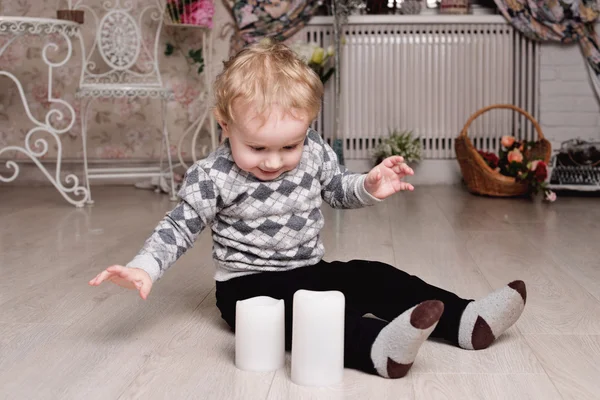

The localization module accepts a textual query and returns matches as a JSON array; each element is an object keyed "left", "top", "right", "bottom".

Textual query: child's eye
[
  {"left": 251, "top": 146, "right": 265, "bottom": 151},
  {"left": 283, "top": 145, "right": 297, "bottom": 150}
]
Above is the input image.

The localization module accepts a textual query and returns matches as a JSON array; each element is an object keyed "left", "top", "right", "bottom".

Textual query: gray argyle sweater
[{"left": 127, "top": 129, "right": 380, "bottom": 282}]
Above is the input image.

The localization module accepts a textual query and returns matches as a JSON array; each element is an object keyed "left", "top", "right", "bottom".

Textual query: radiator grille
[{"left": 301, "top": 21, "right": 540, "bottom": 160}]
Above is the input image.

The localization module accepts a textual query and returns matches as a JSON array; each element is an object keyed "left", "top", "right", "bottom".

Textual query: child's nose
[{"left": 263, "top": 154, "right": 283, "bottom": 170}]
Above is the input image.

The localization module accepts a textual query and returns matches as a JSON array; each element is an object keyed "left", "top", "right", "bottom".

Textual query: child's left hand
[{"left": 364, "top": 156, "right": 414, "bottom": 199}]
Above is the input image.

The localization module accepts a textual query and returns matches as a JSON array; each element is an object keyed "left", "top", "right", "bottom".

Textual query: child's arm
[
  {"left": 316, "top": 131, "right": 414, "bottom": 208},
  {"left": 127, "top": 164, "right": 221, "bottom": 281},
  {"left": 89, "top": 164, "right": 221, "bottom": 298}
]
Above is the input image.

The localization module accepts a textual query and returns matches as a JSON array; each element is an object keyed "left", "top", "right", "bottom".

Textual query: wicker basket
[{"left": 455, "top": 104, "right": 552, "bottom": 197}]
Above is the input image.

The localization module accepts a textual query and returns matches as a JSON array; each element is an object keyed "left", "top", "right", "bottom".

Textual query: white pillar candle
[
  {"left": 291, "top": 290, "right": 345, "bottom": 386},
  {"left": 235, "top": 296, "right": 285, "bottom": 372}
]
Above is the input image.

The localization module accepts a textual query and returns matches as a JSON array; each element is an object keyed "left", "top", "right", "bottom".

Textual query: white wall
[{"left": 539, "top": 41, "right": 600, "bottom": 148}]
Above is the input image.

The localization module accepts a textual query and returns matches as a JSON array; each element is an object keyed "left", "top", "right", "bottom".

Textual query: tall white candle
[
  {"left": 291, "top": 290, "right": 345, "bottom": 386},
  {"left": 235, "top": 296, "right": 285, "bottom": 372}
]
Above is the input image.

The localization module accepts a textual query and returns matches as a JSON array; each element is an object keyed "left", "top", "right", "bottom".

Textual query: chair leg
[
  {"left": 156, "top": 98, "right": 166, "bottom": 194},
  {"left": 161, "top": 98, "right": 177, "bottom": 202},
  {"left": 81, "top": 97, "right": 94, "bottom": 205}
]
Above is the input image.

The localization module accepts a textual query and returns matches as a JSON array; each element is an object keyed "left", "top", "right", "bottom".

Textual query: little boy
[{"left": 89, "top": 40, "right": 526, "bottom": 379}]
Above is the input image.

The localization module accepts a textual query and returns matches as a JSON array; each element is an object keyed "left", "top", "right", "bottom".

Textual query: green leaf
[
  {"left": 188, "top": 48, "right": 203, "bottom": 63},
  {"left": 371, "top": 129, "right": 422, "bottom": 165},
  {"left": 320, "top": 68, "right": 335, "bottom": 85}
]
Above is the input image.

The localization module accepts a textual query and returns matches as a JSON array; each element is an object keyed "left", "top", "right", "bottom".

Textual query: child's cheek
[
  {"left": 233, "top": 147, "right": 258, "bottom": 171},
  {"left": 287, "top": 148, "right": 303, "bottom": 169}
]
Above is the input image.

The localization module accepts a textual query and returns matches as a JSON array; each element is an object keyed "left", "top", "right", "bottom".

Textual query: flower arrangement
[
  {"left": 372, "top": 130, "right": 422, "bottom": 165},
  {"left": 165, "top": 0, "right": 215, "bottom": 28},
  {"left": 478, "top": 135, "right": 556, "bottom": 202},
  {"left": 162, "top": 0, "right": 214, "bottom": 75},
  {"left": 289, "top": 42, "right": 336, "bottom": 85}
]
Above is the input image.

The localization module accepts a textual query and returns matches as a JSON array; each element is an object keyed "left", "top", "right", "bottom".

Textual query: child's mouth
[{"left": 259, "top": 168, "right": 281, "bottom": 176}]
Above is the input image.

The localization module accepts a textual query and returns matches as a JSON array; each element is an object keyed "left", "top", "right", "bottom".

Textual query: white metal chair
[{"left": 75, "top": 0, "right": 176, "bottom": 204}]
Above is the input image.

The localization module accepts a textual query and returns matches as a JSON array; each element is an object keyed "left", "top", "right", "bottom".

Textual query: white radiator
[{"left": 301, "top": 16, "right": 540, "bottom": 161}]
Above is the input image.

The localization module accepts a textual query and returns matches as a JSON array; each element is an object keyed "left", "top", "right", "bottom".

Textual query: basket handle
[{"left": 459, "top": 104, "right": 546, "bottom": 141}]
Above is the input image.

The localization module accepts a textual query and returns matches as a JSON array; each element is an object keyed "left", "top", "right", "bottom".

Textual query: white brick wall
[{"left": 540, "top": 41, "right": 600, "bottom": 147}]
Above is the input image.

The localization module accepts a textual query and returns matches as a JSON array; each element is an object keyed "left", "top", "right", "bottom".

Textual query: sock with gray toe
[
  {"left": 370, "top": 300, "right": 444, "bottom": 378},
  {"left": 458, "top": 280, "right": 527, "bottom": 350}
]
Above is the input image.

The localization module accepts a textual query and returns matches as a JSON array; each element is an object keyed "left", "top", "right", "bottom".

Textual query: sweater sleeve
[
  {"left": 126, "top": 164, "right": 221, "bottom": 282},
  {"left": 311, "top": 131, "right": 382, "bottom": 209}
]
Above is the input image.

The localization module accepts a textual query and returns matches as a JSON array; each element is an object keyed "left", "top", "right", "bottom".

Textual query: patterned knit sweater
[{"left": 127, "top": 129, "right": 380, "bottom": 282}]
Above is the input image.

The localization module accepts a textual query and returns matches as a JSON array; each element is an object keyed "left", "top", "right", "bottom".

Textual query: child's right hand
[{"left": 88, "top": 265, "right": 153, "bottom": 300}]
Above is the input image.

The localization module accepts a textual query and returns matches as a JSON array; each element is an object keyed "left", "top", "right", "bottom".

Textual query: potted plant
[{"left": 372, "top": 129, "right": 422, "bottom": 166}]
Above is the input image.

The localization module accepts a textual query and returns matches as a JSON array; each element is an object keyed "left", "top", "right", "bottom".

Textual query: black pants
[{"left": 215, "top": 259, "right": 472, "bottom": 375}]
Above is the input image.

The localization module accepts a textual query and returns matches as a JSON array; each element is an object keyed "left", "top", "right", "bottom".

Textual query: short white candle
[
  {"left": 235, "top": 296, "right": 285, "bottom": 372},
  {"left": 291, "top": 290, "right": 345, "bottom": 386}
]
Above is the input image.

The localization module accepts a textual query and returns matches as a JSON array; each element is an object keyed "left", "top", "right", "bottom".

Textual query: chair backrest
[{"left": 75, "top": 0, "right": 165, "bottom": 88}]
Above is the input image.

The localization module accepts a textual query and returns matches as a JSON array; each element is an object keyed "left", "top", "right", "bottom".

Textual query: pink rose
[
  {"left": 99, "top": 145, "right": 127, "bottom": 159},
  {"left": 501, "top": 135, "right": 516, "bottom": 148},
  {"left": 507, "top": 148, "right": 523, "bottom": 164},
  {"left": 170, "top": 80, "right": 199, "bottom": 106},
  {"left": 0, "top": 41, "right": 27, "bottom": 69},
  {"left": 31, "top": 85, "right": 61, "bottom": 109},
  {"left": 181, "top": 0, "right": 215, "bottom": 28},
  {"left": 545, "top": 190, "right": 557, "bottom": 202},
  {"left": 265, "top": 0, "right": 290, "bottom": 19},
  {"left": 529, "top": 160, "right": 540, "bottom": 171},
  {"left": 238, "top": 4, "right": 259, "bottom": 27}
]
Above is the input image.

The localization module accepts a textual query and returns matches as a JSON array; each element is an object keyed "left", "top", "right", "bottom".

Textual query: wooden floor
[{"left": 1, "top": 185, "right": 599, "bottom": 399}]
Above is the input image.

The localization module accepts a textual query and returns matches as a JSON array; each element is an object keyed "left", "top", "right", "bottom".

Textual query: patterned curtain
[
  {"left": 494, "top": 0, "right": 600, "bottom": 98},
  {"left": 221, "top": 0, "right": 322, "bottom": 57}
]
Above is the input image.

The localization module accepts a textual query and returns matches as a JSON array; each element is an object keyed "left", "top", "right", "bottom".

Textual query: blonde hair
[{"left": 213, "top": 39, "right": 323, "bottom": 124}]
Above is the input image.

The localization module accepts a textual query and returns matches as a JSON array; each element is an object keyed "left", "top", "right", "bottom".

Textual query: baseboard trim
[
  {"left": 345, "top": 159, "right": 463, "bottom": 185},
  {"left": 1, "top": 158, "right": 463, "bottom": 186},
  {"left": 0, "top": 159, "right": 186, "bottom": 187}
]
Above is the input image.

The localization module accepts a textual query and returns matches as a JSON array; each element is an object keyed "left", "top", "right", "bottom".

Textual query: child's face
[{"left": 221, "top": 102, "right": 310, "bottom": 181}]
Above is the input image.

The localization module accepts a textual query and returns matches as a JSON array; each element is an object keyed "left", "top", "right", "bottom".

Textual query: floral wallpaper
[{"left": 0, "top": 0, "right": 233, "bottom": 167}]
